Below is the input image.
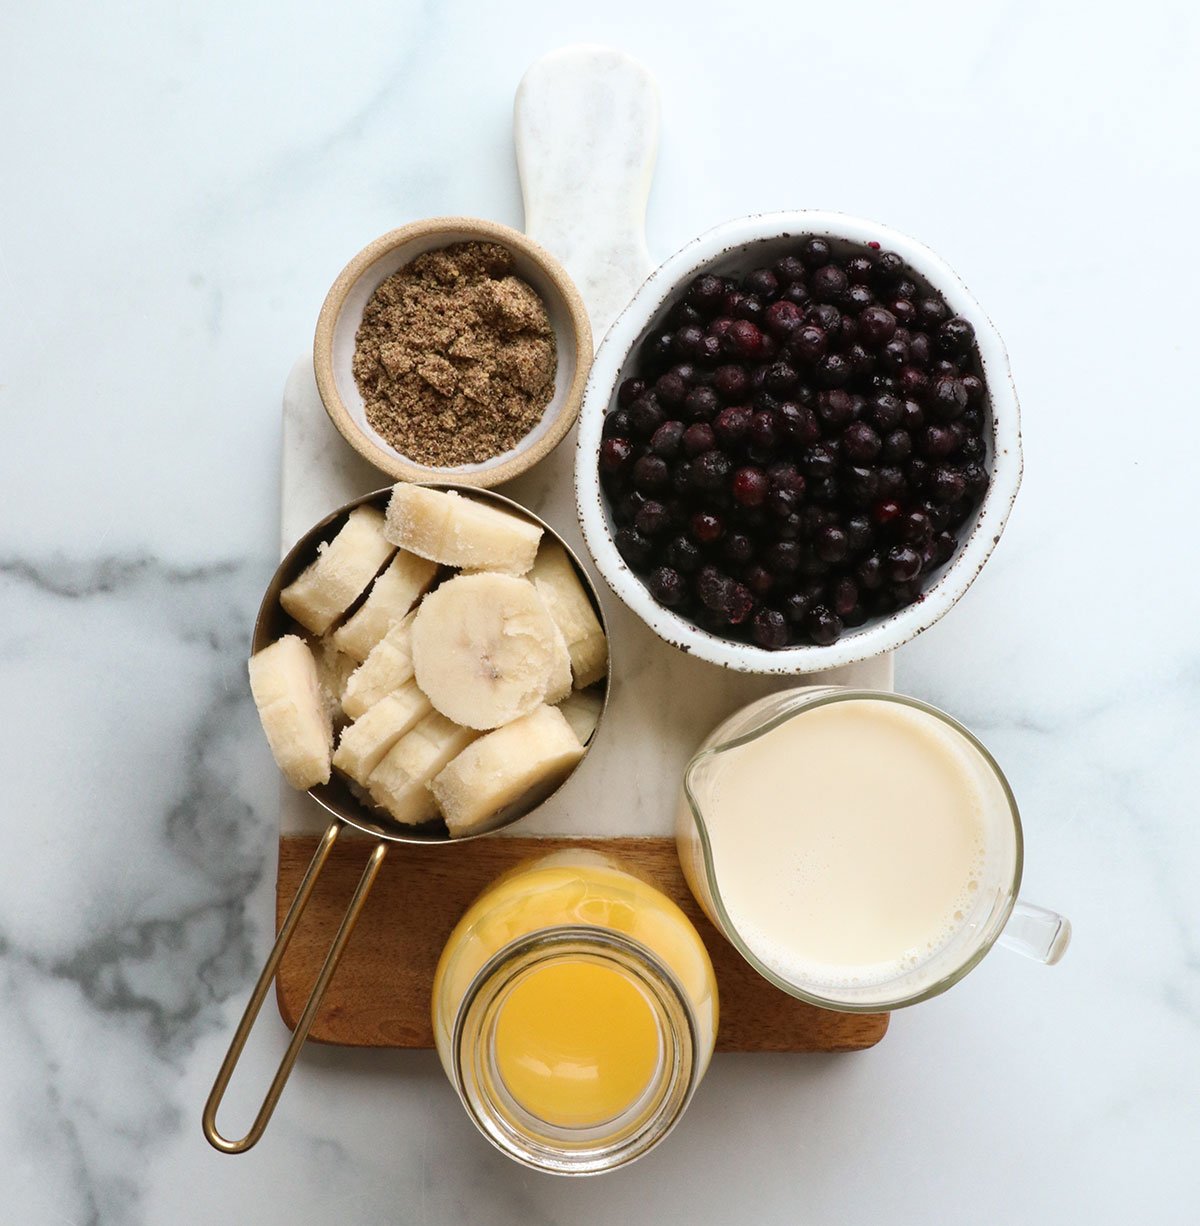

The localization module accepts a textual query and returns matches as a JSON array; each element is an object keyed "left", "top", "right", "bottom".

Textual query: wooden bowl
[{"left": 314, "top": 217, "right": 592, "bottom": 487}]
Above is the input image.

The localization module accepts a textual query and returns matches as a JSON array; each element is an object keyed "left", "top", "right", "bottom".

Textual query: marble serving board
[
  {"left": 272, "top": 46, "right": 891, "bottom": 1050},
  {"left": 278, "top": 356, "right": 892, "bottom": 842}
]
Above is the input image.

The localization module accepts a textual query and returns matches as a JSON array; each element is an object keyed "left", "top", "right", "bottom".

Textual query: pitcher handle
[{"left": 997, "top": 899, "right": 1072, "bottom": 965}]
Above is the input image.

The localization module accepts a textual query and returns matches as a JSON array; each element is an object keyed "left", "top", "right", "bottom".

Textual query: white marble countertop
[{"left": 3, "top": 3, "right": 1198, "bottom": 1222}]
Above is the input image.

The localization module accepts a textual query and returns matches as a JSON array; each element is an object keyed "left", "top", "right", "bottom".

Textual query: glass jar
[{"left": 432, "top": 849, "right": 718, "bottom": 1174}]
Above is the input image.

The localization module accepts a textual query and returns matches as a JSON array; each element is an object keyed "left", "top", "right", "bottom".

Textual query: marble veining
[
  {"left": 3, "top": 3, "right": 1200, "bottom": 1224},
  {"left": 1, "top": 549, "right": 278, "bottom": 1223}
]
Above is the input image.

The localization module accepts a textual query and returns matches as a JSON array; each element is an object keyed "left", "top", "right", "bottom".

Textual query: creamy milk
[{"left": 699, "top": 698, "right": 989, "bottom": 990}]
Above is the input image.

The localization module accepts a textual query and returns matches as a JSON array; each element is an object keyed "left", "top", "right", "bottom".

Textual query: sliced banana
[
  {"left": 312, "top": 635, "right": 358, "bottom": 721},
  {"left": 342, "top": 610, "right": 417, "bottom": 719},
  {"left": 332, "top": 680, "right": 433, "bottom": 784},
  {"left": 432, "top": 705, "right": 584, "bottom": 837},
  {"left": 410, "top": 573, "right": 562, "bottom": 730},
  {"left": 556, "top": 686, "right": 604, "bottom": 745},
  {"left": 384, "top": 484, "right": 541, "bottom": 575},
  {"left": 545, "top": 621, "right": 573, "bottom": 705},
  {"left": 331, "top": 549, "right": 438, "bottom": 662},
  {"left": 367, "top": 712, "right": 478, "bottom": 825},
  {"left": 280, "top": 506, "right": 395, "bottom": 635},
  {"left": 529, "top": 540, "right": 608, "bottom": 688},
  {"left": 248, "top": 636, "right": 332, "bottom": 789}
]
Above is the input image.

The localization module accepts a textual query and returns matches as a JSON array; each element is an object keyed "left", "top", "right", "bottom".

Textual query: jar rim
[{"left": 450, "top": 925, "right": 701, "bottom": 1175}]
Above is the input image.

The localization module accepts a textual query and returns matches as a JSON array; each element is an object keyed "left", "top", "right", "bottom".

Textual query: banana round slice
[{"left": 411, "top": 573, "right": 562, "bottom": 730}]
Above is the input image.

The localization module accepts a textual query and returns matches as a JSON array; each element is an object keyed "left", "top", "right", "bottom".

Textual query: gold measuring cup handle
[{"left": 202, "top": 821, "right": 387, "bottom": 1153}]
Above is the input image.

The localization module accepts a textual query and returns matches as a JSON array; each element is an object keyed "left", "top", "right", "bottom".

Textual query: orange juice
[
  {"left": 432, "top": 850, "right": 718, "bottom": 1170},
  {"left": 493, "top": 959, "right": 662, "bottom": 1128}
]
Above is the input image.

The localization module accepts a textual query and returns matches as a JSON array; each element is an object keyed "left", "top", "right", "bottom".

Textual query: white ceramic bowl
[{"left": 575, "top": 211, "right": 1022, "bottom": 674}]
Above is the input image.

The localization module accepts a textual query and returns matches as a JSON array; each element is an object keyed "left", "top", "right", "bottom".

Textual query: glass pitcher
[{"left": 675, "top": 687, "right": 1071, "bottom": 1012}]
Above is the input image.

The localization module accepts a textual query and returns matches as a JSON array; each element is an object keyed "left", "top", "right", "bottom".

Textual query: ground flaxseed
[{"left": 352, "top": 241, "right": 557, "bottom": 467}]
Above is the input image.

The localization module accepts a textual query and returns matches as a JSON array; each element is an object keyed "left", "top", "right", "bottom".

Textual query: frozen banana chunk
[
  {"left": 529, "top": 540, "right": 608, "bottom": 688},
  {"left": 384, "top": 484, "right": 541, "bottom": 575},
  {"left": 312, "top": 635, "right": 358, "bottom": 721},
  {"left": 544, "top": 620, "right": 573, "bottom": 705},
  {"left": 331, "top": 549, "right": 438, "bottom": 662},
  {"left": 556, "top": 686, "right": 604, "bottom": 745},
  {"left": 332, "top": 680, "right": 433, "bottom": 784},
  {"left": 432, "top": 705, "right": 584, "bottom": 837},
  {"left": 410, "top": 573, "right": 562, "bottom": 730},
  {"left": 367, "top": 712, "right": 479, "bottom": 825},
  {"left": 280, "top": 506, "right": 395, "bottom": 635},
  {"left": 248, "top": 636, "right": 332, "bottom": 789},
  {"left": 342, "top": 610, "right": 417, "bottom": 719}
]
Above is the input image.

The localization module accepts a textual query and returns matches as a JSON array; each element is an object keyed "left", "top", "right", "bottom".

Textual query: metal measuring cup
[{"left": 203, "top": 485, "right": 610, "bottom": 1153}]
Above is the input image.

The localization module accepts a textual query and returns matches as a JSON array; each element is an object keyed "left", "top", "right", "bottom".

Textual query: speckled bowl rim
[
  {"left": 575, "top": 210, "right": 1023, "bottom": 675},
  {"left": 314, "top": 216, "right": 593, "bottom": 487}
]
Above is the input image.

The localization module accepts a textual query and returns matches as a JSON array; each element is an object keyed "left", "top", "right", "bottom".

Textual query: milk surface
[{"left": 702, "top": 698, "right": 988, "bottom": 990}]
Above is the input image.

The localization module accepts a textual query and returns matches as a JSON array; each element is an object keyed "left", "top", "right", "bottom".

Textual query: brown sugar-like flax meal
[{"left": 352, "top": 242, "right": 557, "bottom": 466}]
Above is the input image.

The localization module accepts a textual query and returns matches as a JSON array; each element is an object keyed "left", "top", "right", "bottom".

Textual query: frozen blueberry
[
  {"left": 617, "top": 377, "right": 647, "bottom": 407},
  {"left": 778, "top": 401, "right": 821, "bottom": 445},
  {"left": 690, "top": 511, "right": 725, "bottom": 543},
  {"left": 599, "top": 437, "right": 634, "bottom": 474},
  {"left": 751, "top": 607, "right": 789, "bottom": 648},
  {"left": 632, "top": 454, "right": 669, "bottom": 492},
  {"left": 858, "top": 305, "right": 897, "bottom": 348},
  {"left": 732, "top": 466, "right": 770, "bottom": 507},
  {"left": 886, "top": 544, "right": 922, "bottom": 582},
  {"left": 630, "top": 395, "right": 664, "bottom": 436},
  {"left": 937, "top": 316, "right": 976, "bottom": 357},
  {"left": 650, "top": 421, "right": 685, "bottom": 458},
  {"left": 744, "top": 268, "right": 780, "bottom": 299},
  {"left": 616, "top": 527, "right": 653, "bottom": 568},
  {"left": 800, "top": 237, "right": 832, "bottom": 268},
  {"left": 843, "top": 422, "right": 883, "bottom": 463},
  {"left": 634, "top": 499, "right": 670, "bottom": 536},
  {"left": 722, "top": 532, "right": 755, "bottom": 566},
  {"left": 666, "top": 535, "right": 702, "bottom": 572},
  {"left": 805, "top": 604, "right": 843, "bottom": 645},
  {"left": 816, "top": 524, "right": 849, "bottom": 563},
  {"left": 811, "top": 264, "right": 849, "bottom": 303},
  {"left": 714, "top": 364, "right": 750, "bottom": 401},
  {"left": 655, "top": 371, "right": 687, "bottom": 406},
  {"left": 682, "top": 423, "right": 717, "bottom": 456},
  {"left": 727, "top": 319, "right": 767, "bottom": 359},
  {"left": 687, "top": 275, "right": 725, "bottom": 315}
]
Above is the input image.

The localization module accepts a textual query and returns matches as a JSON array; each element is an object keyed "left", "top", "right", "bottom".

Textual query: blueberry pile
[{"left": 598, "top": 238, "right": 990, "bottom": 648}]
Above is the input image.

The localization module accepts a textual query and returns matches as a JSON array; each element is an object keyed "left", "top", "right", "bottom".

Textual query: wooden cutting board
[
  {"left": 273, "top": 47, "right": 891, "bottom": 1054},
  {"left": 276, "top": 835, "right": 888, "bottom": 1052}
]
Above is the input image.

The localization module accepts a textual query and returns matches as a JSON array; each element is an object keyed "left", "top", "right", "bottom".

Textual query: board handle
[
  {"left": 202, "top": 822, "right": 387, "bottom": 1153},
  {"left": 514, "top": 45, "right": 659, "bottom": 346}
]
